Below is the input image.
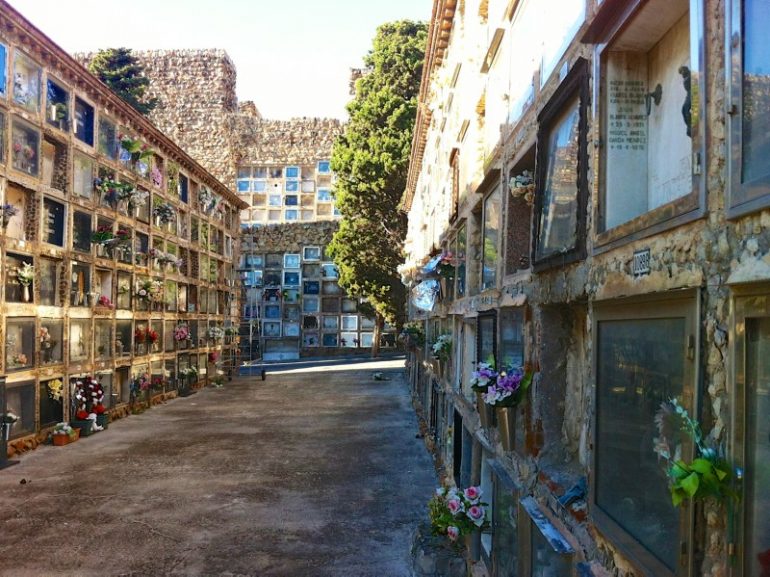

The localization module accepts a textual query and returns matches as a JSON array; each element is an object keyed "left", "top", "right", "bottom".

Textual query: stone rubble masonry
[
  {"left": 241, "top": 220, "right": 338, "bottom": 255},
  {"left": 75, "top": 50, "right": 344, "bottom": 191}
]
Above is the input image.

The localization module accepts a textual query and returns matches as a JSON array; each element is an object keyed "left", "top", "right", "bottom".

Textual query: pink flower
[
  {"left": 466, "top": 505, "right": 485, "bottom": 527},
  {"left": 447, "top": 498, "right": 464, "bottom": 515},
  {"left": 463, "top": 486, "right": 482, "bottom": 503},
  {"left": 446, "top": 526, "right": 460, "bottom": 541}
]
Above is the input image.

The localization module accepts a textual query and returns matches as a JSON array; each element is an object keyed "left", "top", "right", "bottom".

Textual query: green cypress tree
[
  {"left": 327, "top": 20, "right": 427, "bottom": 355},
  {"left": 88, "top": 48, "right": 158, "bottom": 116}
]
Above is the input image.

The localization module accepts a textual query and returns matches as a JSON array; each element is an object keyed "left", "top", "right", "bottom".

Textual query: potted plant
[
  {"left": 71, "top": 376, "right": 107, "bottom": 436},
  {"left": 178, "top": 366, "right": 198, "bottom": 397},
  {"left": 481, "top": 366, "right": 533, "bottom": 451},
  {"left": 1, "top": 203, "right": 20, "bottom": 229},
  {"left": 429, "top": 485, "right": 489, "bottom": 562},
  {"left": 470, "top": 362, "right": 497, "bottom": 429},
  {"left": 51, "top": 422, "right": 79, "bottom": 446},
  {"left": 653, "top": 398, "right": 739, "bottom": 506},
  {"left": 431, "top": 334, "right": 452, "bottom": 377}
]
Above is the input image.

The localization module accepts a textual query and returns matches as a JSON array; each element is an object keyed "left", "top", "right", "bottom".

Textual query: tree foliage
[
  {"left": 327, "top": 20, "right": 427, "bottom": 328},
  {"left": 88, "top": 48, "right": 158, "bottom": 116}
]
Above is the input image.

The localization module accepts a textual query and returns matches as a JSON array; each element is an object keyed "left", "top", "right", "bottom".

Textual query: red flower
[
  {"left": 93, "top": 404, "right": 106, "bottom": 415},
  {"left": 76, "top": 410, "right": 89, "bottom": 420}
]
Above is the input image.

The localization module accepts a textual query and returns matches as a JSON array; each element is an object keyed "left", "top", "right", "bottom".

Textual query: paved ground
[{"left": 0, "top": 359, "right": 436, "bottom": 577}]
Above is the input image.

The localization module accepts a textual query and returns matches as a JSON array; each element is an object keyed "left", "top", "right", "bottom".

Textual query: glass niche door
[{"left": 732, "top": 290, "right": 770, "bottom": 577}]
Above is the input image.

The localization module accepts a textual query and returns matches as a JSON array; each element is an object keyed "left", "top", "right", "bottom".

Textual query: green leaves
[
  {"left": 88, "top": 48, "right": 158, "bottom": 116},
  {"left": 329, "top": 20, "right": 427, "bottom": 327}
]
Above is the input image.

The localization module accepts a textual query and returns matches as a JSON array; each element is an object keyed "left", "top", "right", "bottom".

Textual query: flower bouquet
[
  {"left": 481, "top": 367, "right": 533, "bottom": 408},
  {"left": 95, "top": 295, "right": 115, "bottom": 310},
  {"left": 509, "top": 170, "right": 535, "bottom": 204},
  {"left": 208, "top": 351, "right": 220, "bottom": 363},
  {"left": 653, "top": 398, "right": 739, "bottom": 507},
  {"left": 91, "top": 225, "right": 114, "bottom": 245},
  {"left": 431, "top": 334, "right": 452, "bottom": 362},
  {"left": 130, "top": 372, "right": 152, "bottom": 410},
  {"left": 151, "top": 166, "right": 163, "bottom": 188},
  {"left": 46, "top": 378, "right": 63, "bottom": 402},
  {"left": 71, "top": 376, "right": 106, "bottom": 434},
  {"left": 198, "top": 187, "right": 221, "bottom": 213},
  {"left": 437, "top": 252, "right": 457, "bottom": 280},
  {"left": 152, "top": 199, "right": 175, "bottom": 224},
  {"left": 399, "top": 323, "right": 425, "bottom": 350},
  {"left": 429, "top": 485, "right": 489, "bottom": 545},
  {"left": 9, "top": 353, "right": 28, "bottom": 368},
  {"left": 135, "top": 279, "right": 164, "bottom": 302},
  {"left": 1, "top": 203, "right": 19, "bottom": 228},
  {"left": 207, "top": 327, "right": 225, "bottom": 341},
  {"left": 15, "top": 262, "right": 34, "bottom": 287},
  {"left": 119, "top": 133, "right": 154, "bottom": 166},
  {"left": 174, "top": 324, "right": 190, "bottom": 342}
]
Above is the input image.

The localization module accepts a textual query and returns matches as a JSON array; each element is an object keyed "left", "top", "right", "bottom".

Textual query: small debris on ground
[{"left": 372, "top": 372, "right": 389, "bottom": 381}]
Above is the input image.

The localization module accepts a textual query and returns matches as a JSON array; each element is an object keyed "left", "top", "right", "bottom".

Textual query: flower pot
[
  {"left": 96, "top": 413, "right": 110, "bottom": 429},
  {"left": 496, "top": 406, "right": 515, "bottom": 452},
  {"left": 70, "top": 419, "right": 96, "bottom": 436},
  {"left": 53, "top": 429, "right": 80, "bottom": 446},
  {"left": 475, "top": 391, "right": 491, "bottom": 430}
]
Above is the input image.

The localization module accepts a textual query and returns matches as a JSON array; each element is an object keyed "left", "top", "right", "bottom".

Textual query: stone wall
[
  {"left": 232, "top": 116, "right": 343, "bottom": 166},
  {"left": 242, "top": 220, "right": 338, "bottom": 254},
  {"left": 76, "top": 50, "right": 344, "bottom": 194}
]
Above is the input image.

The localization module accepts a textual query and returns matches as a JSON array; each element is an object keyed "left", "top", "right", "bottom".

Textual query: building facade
[
  {"left": 0, "top": 2, "right": 247, "bottom": 456},
  {"left": 121, "top": 50, "right": 395, "bottom": 360},
  {"left": 402, "top": 1, "right": 769, "bottom": 576}
]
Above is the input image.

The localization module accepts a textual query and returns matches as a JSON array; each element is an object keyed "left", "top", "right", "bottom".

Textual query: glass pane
[
  {"left": 741, "top": 0, "right": 770, "bottom": 186},
  {"left": 482, "top": 188, "right": 501, "bottom": 291},
  {"left": 457, "top": 226, "right": 466, "bottom": 297},
  {"left": 478, "top": 315, "right": 496, "bottom": 365},
  {"left": 744, "top": 317, "right": 770, "bottom": 576},
  {"left": 531, "top": 522, "right": 572, "bottom": 577},
  {"left": 596, "top": 317, "right": 685, "bottom": 571},
  {"left": 499, "top": 308, "right": 524, "bottom": 369},
  {"left": 13, "top": 50, "right": 41, "bottom": 112},
  {"left": 492, "top": 482, "right": 518, "bottom": 577},
  {"left": 536, "top": 97, "right": 580, "bottom": 260}
]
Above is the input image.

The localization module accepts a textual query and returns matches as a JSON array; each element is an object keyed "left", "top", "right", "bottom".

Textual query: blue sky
[{"left": 6, "top": 0, "right": 431, "bottom": 120}]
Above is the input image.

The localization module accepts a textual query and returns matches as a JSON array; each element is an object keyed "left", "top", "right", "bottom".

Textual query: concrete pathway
[{"left": 0, "top": 359, "right": 436, "bottom": 577}]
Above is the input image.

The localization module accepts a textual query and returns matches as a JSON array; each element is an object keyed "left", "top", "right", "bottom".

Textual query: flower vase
[
  {"left": 496, "top": 406, "right": 515, "bottom": 452},
  {"left": 476, "top": 391, "right": 491, "bottom": 429},
  {"left": 22, "top": 284, "right": 30, "bottom": 303}
]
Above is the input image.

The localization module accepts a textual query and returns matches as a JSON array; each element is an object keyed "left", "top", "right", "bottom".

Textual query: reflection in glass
[
  {"left": 741, "top": 0, "right": 770, "bottom": 185},
  {"left": 596, "top": 318, "right": 684, "bottom": 571},
  {"left": 478, "top": 315, "right": 496, "bottom": 366},
  {"left": 482, "top": 188, "right": 501, "bottom": 291},
  {"left": 745, "top": 317, "right": 770, "bottom": 577},
  {"left": 531, "top": 521, "right": 572, "bottom": 577},
  {"left": 536, "top": 97, "right": 579, "bottom": 260}
]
